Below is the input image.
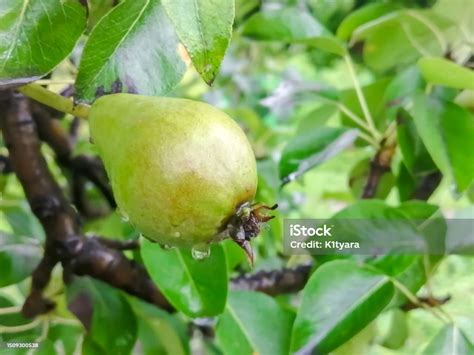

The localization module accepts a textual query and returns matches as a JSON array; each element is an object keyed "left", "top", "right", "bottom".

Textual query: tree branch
[
  {"left": 362, "top": 142, "right": 396, "bottom": 199},
  {"left": 231, "top": 263, "right": 312, "bottom": 296},
  {"left": 401, "top": 294, "right": 451, "bottom": 311},
  {"left": 30, "top": 101, "right": 116, "bottom": 213}
]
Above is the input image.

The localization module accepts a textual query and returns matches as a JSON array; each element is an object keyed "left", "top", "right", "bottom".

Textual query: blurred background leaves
[{"left": 1, "top": 0, "right": 473, "bottom": 354}]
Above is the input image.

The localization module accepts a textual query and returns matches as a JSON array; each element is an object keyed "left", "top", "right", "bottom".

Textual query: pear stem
[{"left": 17, "top": 83, "right": 90, "bottom": 120}]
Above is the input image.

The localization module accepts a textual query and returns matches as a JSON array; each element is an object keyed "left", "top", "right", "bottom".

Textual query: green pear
[{"left": 89, "top": 94, "right": 258, "bottom": 248}]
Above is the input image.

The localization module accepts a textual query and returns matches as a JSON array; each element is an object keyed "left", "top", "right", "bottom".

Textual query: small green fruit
[{"left": 89, "top": 94, "right": 258, "bottom": 248}]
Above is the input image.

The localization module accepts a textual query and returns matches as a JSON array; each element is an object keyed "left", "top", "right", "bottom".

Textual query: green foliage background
[{"left": 0, "top": 0, "right": 473, "bottom": 354}]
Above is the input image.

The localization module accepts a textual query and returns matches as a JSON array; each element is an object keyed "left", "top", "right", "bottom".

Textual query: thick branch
[
  {"left": 30, "top": 101, "right": 116, "bottom": 212},
  {"left": 231, "top": 263, "right": 312, "bottom": 296},
  {"left": 66, "top": 237, "right": 171, "bottom": 310}
]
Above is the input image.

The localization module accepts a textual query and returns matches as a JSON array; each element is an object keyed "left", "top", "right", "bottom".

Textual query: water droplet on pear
[{"left": 161, "top": 244, "right": 175, "bottom": 250}]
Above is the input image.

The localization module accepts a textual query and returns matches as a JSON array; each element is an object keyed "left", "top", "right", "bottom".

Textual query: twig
[
  {"left": 34, "top": 79, "right": 75, "bottom": 86},
  {"left": 362, "top": 142, "right": 396, "bottom": 198},
  {"left": 17, "top": 83, "right": 90, "bottom": 119},
  {"left": 51, "top": 316, "right": 82, "bottom": 327},
  {"left": 401, "top": 295, "right": 451, "bottom": 311},
  {"left": 35, "top": 319, "right": 50, "bottom": 342},
  {"left": 391, "top": 277, "right": 450, "bottom": 323},
  {"left": 0, "top": 305, "right": 22, "bottom": 315},
  {"left": 0, "top": 318, "right": 42, "bottom": 334},
  {"left": 312, "top": 95, "right": 379, "bottom": 147},
  {"left": 344, "top": 54, "right": 381, "bottom": 141}
]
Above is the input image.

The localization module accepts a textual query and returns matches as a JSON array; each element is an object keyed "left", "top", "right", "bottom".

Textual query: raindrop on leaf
[{"left": 191, "top": 243, "right": 211, "bottom": 261}]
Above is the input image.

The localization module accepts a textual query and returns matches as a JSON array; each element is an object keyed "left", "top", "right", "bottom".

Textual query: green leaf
[
  {"left": 290, "top": 260, "right": 394, "bottom": 354},
  {"left": 82, "top": 335, "right": 105, "bottom": 354},
  {"left": 32, "top": 339, "right": 56, "bottom": 355},
  {"left": 368, "top": 254, "right": 418, "bottom": 277},
  {"left": 410, "top": 94, "right": 474, "bottom": 192},
  {"left": 0, "top": 203, "right": 44, "bottom": 240},
  {"left": 353, "top": 11, "right": 450, "bottom": 72},
  {"left": 378, "top": 309, "right": 408, "bottom": 349},
  {"left": 336, "top": 2, "right": 401, "bottom": 40},
  {"left": 242, "top": 8, "right": 327, "bottom": 41},
  {"left": 216, "top": 291, "right": 295, "bottom": 355},
  {"left": 396, "top": 162, "right": 441, "bottom": 202},
  {"left": 445, "top": 207, "right": 474, "bottom": 254},
  {"left": 422, "top": 324, "right": 474, "bottom": 355},
  {"left": 327, "top": 200, "right": 429, "bottom": 254},
  {"left": 397, "top": 108, "right": 437, "bottom": 175},
  {"left": 241, "top": 8, "right": 346, "bottom": 56},
  {"left": 87, "top": 0, "right": 117, "bottom": 31},
  {"left": 455, "top": 89, "right": 474, "bottom": 111},
  {"left": 222, "top": 239, "right": 246, "bottom": 272},
  {"left": 0, "top": 232, "right": 41, "bottom": 287},
  {"left": 0, "top": 0, "right": 86, "bottom": 87},
  {"left": 331, "top": 322, "right": 375, "bottom": 355},
  {"left": 308, "top": 0, "right": 355, "bottom": 32},
  {"left": 396, "top": 200, "right": 441, "bottom": 220},
  {"left": 296, "top": 105, "right": 337, "bottom": 135},
  {"left": 279, "top": 127, "right": 358, "bottom": 185},
  {"left": 384, "top": 66, "right": 424, "bottom": 103},
  {"left": 340, "top": 78, "right": 391, "bottom": 132},
  {"left": 47, "top": 323, "right": 83, "bottom": 355},
  {"left": 234, "top": 0, "right": 259, "bottom": 24},
  {"left": 431, "top": 0, "right": 474, "bottom": 47},
  {"left": 399, "top": 201, "right": 446, "bottom": 255},
  {"left": 396, "top": 162, "right": 418, "bottom": 201},
  {"left": 75, "top": 0, "right": 186, "bottom": 103},
  {"left": 0, "top": 296, "right": 40, "bottom": 342},
  {"left": 84, "top": 211, "right": 137, "bottom": 241},
  {"left": 67, "top": 278, "right": 138, "bottom": 354},
  {"left": 162, "top": 0, "right": 234, "bottom": 85},
  {"left": 141, "top": 239, "right": 227, "bottom": 317},
  {"left": 418, "top": 57, "right": 474, "bottom": 90},
  {"left": 137, "top": 317, "right": 186, "bottom": 355},
  {"left": 296, "top": 36, "right": 347, "bottom": 56},
  {"left": 131, "top": 299, "right": 189, "bottom": 355}
]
